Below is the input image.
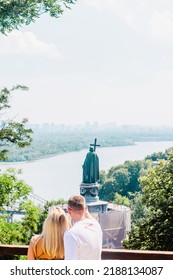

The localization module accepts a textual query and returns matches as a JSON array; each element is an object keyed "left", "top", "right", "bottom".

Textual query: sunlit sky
[{"left": 1, "top": 0, "right": 173, "bottom": 126}]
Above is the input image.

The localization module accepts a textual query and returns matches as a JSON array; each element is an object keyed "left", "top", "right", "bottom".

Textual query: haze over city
[{"left": 1, "top": 1, "right": 173, "bottom": 126}]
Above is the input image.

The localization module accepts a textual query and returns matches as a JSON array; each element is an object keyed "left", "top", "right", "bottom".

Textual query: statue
[
  {"left": 80, "top": 139, "right": 108, "bottom": 211},
  {"left": 82, "top": 139, "right": 100, "bottom": 184}
]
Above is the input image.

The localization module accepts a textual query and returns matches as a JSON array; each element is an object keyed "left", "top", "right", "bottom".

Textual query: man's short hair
[{"left": 67, "top": 195, "right": 86, "bottom": 211}]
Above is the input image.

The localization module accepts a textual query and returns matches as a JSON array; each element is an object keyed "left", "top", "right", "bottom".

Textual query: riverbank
[
  {"left": 1, "top": 142, "right": 135, "bottom": 164},
  {"left": 1, "top": 141, "right": 173, "bottom": 201}
]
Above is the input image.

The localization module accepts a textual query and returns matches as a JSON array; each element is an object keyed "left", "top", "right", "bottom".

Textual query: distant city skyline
[
  {"left": 28, "top": 120, "right": 173, "bottom": 131},
  {"left": 1, "top": 1, "right": 173, "bottom": 126}
]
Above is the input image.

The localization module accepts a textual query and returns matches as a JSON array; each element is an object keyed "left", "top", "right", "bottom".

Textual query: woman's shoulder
[{"left": 30, "top": 234, "right": 42, "bottom": 245}]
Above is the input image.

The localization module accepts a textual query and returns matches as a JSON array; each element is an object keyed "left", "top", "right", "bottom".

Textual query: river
[{"left": 1, "top": 141, "right": 173, "bottom": 201}]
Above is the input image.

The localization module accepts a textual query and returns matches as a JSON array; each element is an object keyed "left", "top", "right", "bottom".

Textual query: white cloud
[
  {"left": 0, "top": 31, "right": 63, "bottom": 59},
  {"left": 85, "top": 0, "right": 134, "bottom": 27},
  {"left": 151, "top": 11, "right": 173, "bottom": 41}
]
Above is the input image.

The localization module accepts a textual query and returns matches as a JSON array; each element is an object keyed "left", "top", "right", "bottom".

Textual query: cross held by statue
[{"left": 90, "top": 138, "right": 100, "bottom": 152}]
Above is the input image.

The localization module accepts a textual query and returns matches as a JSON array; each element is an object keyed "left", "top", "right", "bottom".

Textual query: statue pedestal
[
  {"left": 80, "top": 182, "right": 108, "bottom": 213},
  {"left": 80, "top": 183, "right": 99, "bottom": 203}
]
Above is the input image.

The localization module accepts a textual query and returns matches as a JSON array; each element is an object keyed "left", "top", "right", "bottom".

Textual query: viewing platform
[{"left": 0, "top": 244, "right": 173, "bottom": 260}]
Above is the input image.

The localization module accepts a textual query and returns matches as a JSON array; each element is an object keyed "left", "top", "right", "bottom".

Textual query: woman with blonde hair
[{"left": 27, "top": 207, "right": 71, "bottom": 260}]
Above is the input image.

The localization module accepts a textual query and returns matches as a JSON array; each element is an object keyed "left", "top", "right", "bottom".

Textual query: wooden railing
[{"left": 0, "top": 244, "right": 173, "bottom": 260}]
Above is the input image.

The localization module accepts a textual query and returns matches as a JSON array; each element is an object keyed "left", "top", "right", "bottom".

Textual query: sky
[{"left": 1, "top": 0, "right": 173, "bottom": 126}]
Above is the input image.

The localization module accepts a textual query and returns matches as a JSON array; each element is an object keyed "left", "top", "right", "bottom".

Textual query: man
[{"left": 64, "top": 195, "right": 103, "bottom": 260}]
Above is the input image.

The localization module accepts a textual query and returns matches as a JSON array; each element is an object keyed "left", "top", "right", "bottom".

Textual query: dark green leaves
[
  {"left": 0, "top": 0, "right": 77, "bottom": 34},
  {"left": 0, "top": 85, "right": 33, "bottom": 161}
]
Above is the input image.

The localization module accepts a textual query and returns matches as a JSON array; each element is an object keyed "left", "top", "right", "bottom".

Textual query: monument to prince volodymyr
[{"left": 80, "top": 139, "right": 107, "bottom": 213}]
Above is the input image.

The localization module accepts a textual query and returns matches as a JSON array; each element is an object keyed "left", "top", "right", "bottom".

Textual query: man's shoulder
[{"left": 79, "top": 218, "right": 102, "bottom": 231}]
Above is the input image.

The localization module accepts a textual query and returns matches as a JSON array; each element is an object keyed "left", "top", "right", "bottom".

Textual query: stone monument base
[
  {"left": 80, "top": 182, "right": 108, "bottom": 213},
  {"left": 86, "top": 200, "right": 108, "bottom": 213},
  {"left": 80, "top": 183, "right": 99, "bottom": 203}
]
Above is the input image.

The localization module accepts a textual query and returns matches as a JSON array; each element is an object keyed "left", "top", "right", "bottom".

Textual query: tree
[
  {"left": 113, "top": 193, "right": 130, "bottom": 207},
  {"left": 0, "top": 200, "right": 40, "bottom": 245},
  {"left": 110, "top": 168, "right": 130, "bottom": 197},
  {"left": 99, "top": 179, "right": 116, "bottom": 202},
  {"left": 145, "top": 151, "right": 168, "bottom": 161},
  {"left": 0, "top": 167, "right": 67, "bottom": 254},
  {"left": 0, "top": 167, "right": 40, "bottom": 255},
  {"left": 130, "top": 193, "right": 147, "bottom": 224},
  {"left": 99, "top": 160, "right": 144, "bottom": 201},
  {"left": 0, "top": 167, "right": 42, "bottom": 259},
  {"left": 124, "top": 160, "right": 143, "bottom": 194},
  {"left": 124, "top": 151, "right": 173, "bottom": 251},
  {"left": 0, "top": 0, "right": 77, "bottom": 34},
  {"left": 0, "top": 85, "right": 33, "bottom": 161},
  {"left": 20, "top": 200, "right": 41, "bottom": 244},
  {"left": 0, "top": 168, "right": 32, "bottom": 208}
]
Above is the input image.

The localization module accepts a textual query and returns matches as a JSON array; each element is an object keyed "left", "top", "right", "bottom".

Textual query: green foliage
[
  {"left": 0, "top": 0, "right": 77, "bottom": 34},
  {"left": 0, "top": 168, "right": 40, "bottom": 244},
  {"left": 0, "top": 85, "right": 33, "bottom": 161},
  {"left": 99, "top": 170, "right": 107, "bottom": 184},
  {"left": 0, "top": 85, "right": 29, "bottom": 109},
  {"left": 123, "top": 160, "right": 143, "bottom": 194},
  {"left": 0, "top": 168, "right": 32, "bottom": 208},
  {"left": 0, "top": 216, "right": 24, "bottom": 244},
  {"left": 99, "top": 179, "right": 116, "bottom": 202},
  {"left": 20, "top": 200, "right": 41, "bottom": 244},
  {"left": 145, "top": 151, "right": 167, "bottom": 161},
  {"left": 113, "top": 193, "right": 130, "bottom": 207},
  {"left": 124, "top": 151, "right": 173, "bottom": 250},
  {"left": 99, "top": 160, "right": 145, "bottom": 202},
  {"left": 0, "top": 195, "right": 68, "bottom": 259},
  {"left": 0, "top": 199, "right": 41, "bottom": 259},
  {"left": 0, "top": 168, "right": 42, "bottom": 259},
  {"left": 130, "top": 193, "right": 147, "bottom": 224}
]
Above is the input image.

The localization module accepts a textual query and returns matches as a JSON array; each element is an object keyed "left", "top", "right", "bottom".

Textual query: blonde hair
[{"left": 41, "top": 207, "right": 70, "bottom": 259}]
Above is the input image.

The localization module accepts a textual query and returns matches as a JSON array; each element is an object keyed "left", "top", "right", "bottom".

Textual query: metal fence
[{"left": 97, "top": 205, "right": 131, "bottom": 249}]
